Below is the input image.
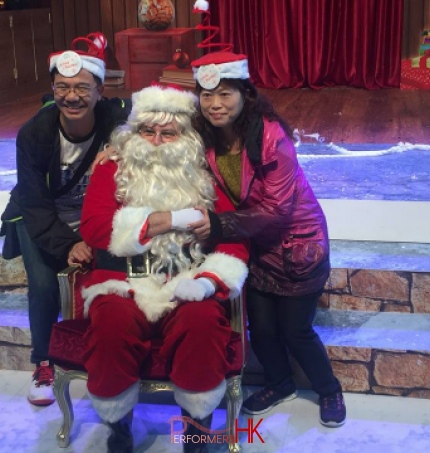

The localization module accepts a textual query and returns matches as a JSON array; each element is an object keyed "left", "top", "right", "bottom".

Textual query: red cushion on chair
[
  {"left": 49, "top": 319, "right": 243, "bottom": 379},
  {"left": 49, "top": 319, "right": 89, "bottom": 370}
]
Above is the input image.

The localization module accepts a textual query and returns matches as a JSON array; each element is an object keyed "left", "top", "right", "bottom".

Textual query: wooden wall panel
[
  {"left": 32, "top": 9, "right": 54, "bottom": 81},
  {"left": 87, "top": 0, "right": 102, "bottom": 33},
  {"left": 112, "top": 0, "right": 126, "bottom": 34},
  {"left": 174, "top": 0, "right": 191, "bottom": 28},
  {"left": 99, "top": 0, "right": 114, "bottom": 52},
  {"left": 125, "top": 0, "right": 139, "bottom": 29},
  {"left": 425, "top": 0, "right": 430, "bottom": 29},
  {"left": 63, "top": 0, "right": 77, "bottom": 49},
  {"left": 0, "top": 14, "right": 16, "bottom": 91},
  {"left": 74, "top": 0, "right": 89, "bottom": 41},
  {"left": 50, "top": 0, "right": 65, "bottom": 50}
]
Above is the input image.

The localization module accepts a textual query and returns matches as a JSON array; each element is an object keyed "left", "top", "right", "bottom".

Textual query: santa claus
[{"left": 78, "top": 84, "right": 248, "bottom": 453}]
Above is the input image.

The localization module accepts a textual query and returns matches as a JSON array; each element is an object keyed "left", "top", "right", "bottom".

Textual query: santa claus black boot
[
  {"left": 106, "top": 411, "right": 133, "bottom": 453},
  {"left": 181, "top": 408, "right": 213, "bottom": 453}
]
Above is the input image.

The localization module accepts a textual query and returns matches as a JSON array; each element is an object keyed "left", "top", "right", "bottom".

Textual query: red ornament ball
[{"left": 172, "top": 49, "right": 190, "bottom": 68}]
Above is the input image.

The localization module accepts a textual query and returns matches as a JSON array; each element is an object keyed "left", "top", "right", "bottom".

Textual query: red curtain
[{"left": 209, "top": 0, "right": 404, "bottom": 89}]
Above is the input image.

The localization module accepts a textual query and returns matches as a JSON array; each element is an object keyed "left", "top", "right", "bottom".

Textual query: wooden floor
[{"left": 1, "top": 86, "right": 430, "bottom": 144}]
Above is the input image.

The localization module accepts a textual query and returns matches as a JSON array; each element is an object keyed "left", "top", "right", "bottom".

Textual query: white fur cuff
[
  {"left": 173, "top": 379, "right": 226, "bottom": 420},
  {"left": 88, "top": 381, "right": 139, "bottom": 423},
  {"left": 197, "top": 253, "right": 248, "bottom": 298},
  {"left": 109, "top": 206, "right": 154, "bottom": 256}
]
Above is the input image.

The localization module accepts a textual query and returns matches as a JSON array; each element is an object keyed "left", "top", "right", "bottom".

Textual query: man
[
  {"left": 0, "top": 32, "right": 130, "bottom": 406},
  {"left": 78, "top": 84, "right": 249, "bottom": 453}
]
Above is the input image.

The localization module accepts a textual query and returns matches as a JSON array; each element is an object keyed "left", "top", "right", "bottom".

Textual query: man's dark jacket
[{"left": 0, "top": 97, "right": 131, "bottom": 266}]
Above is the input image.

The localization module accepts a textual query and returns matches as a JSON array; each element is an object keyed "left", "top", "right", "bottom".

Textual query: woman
[{"left": 188, "top": 51, "right": 346, "bottom": 427}]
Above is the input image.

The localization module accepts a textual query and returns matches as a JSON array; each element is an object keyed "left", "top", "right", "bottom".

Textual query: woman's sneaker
[
  {"left": 319, "top": 392, "right": 346, "bottom": 427},
  {"left": 28, "top": 360, "right": 55, "bottom": 406},
  {"left": 242, "top": 386, "right": 298, "bottom": 415}
]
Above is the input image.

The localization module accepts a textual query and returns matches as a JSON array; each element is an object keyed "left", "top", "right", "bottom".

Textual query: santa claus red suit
[{"left": 78, "top": 85, "right": 249, "bottom": 428}]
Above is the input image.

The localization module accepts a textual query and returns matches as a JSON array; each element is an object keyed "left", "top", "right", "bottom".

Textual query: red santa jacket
[{"left": 79, "top": 161, "right": 249, "bottom": 322}]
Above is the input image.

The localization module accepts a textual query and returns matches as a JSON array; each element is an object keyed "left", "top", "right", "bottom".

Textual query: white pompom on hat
[
  {"left": 191, "top": 51, "right": 249, "bottom": 90},
  {"left": 193, "top": 0, "right": 209, "bottom": 13},
  {"left": 128, "top": 84, "right": 197, "bottom": 124},
  {"left": 48, "top": 32, "right": 107, "bottom": 82}
]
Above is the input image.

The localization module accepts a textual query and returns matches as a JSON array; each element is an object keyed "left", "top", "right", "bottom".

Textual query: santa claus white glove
[
  {"left": 171, "top": 208, "right": 203, "bottom": 230},
  {"left": 173, "top": 277, "right": 216, "bottom": 302}
]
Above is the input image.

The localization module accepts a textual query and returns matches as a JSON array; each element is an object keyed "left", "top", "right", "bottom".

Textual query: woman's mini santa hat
[
  {"left": 128, "top": 83, "right": 197, "bottom": 124},
  {"left": 191, "top": 0, "right": 249, "bottom": 89},
  {"left": 191, "top": 52, "right": 249, "bottom": 89},
  {"left": 48, "top": 32, "right": 107, "bottom": 82}
]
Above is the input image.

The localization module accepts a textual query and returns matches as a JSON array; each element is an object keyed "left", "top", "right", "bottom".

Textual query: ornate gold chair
[{"left": 48, "top": 266, "right": 246, "bottom": 453}]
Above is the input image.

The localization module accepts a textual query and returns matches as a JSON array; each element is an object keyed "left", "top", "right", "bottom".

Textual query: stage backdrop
[{"left": 210, "top": 0, "right": 403, "bottom": 89}]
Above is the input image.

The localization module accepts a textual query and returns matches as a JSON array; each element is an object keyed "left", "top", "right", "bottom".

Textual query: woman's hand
[
  {"left": 188, "top": 207, "right": 211, "bottom": 240},
  {"left": 90, "top": 144, "right": 119, "bottom": 173},
  {"left": 67, "top": 241, "right": 93, "bottom": 267}
]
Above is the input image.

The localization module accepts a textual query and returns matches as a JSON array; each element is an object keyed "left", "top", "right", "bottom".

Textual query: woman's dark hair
[
  {"left": 194, "top": 78, "right": 294, "bottom": 153},
  {"left": 50, "top": 68, "right": 103, "bottom": 86}
]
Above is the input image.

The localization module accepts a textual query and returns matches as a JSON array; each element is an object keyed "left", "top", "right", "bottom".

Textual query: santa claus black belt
[{"left": 94, "top": 249, "right": 151, "bottom": 278}]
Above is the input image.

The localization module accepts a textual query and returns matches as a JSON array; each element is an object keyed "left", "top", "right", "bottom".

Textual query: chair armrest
[
  {"left": 58, "top": 266, "right": 88, "bottom": 320},
  {"left": 229, "top": 293, "right": 246, "bottom": 367}
]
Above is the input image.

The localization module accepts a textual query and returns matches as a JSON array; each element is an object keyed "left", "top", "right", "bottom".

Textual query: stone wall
[
  {"left": 0, "top": 255, "right": 26, "bottom": 288},
  {"left": 321, "top": 268, "right": 430, "bottom": 314}
]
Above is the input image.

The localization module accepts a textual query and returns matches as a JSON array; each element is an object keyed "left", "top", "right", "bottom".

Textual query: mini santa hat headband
[
  {"left": 191, "top": 0, "right": 249, "bottom": 90},
  {"left": 128, "top": 83, "right": 197, "bottom": 125},
  {"left": 48, "top": 32, "right": 107, "bottom": 82}
]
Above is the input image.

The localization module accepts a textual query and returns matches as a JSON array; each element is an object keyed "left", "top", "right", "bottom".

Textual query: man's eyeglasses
[
  {"left": 138, "top": 127, "right": 179, "bottom": 142},
  {"left": 52, "top": 84, "right": 98, "bottom": 97}
]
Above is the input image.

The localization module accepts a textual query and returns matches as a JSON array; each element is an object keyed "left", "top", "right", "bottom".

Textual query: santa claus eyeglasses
[{"left": 138, "top": 126, "right": 180, "bottom": 142}]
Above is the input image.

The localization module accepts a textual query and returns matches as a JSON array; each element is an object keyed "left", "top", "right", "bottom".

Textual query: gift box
[
  {"left": 401, "top": 56, "right": 430, "bottom": 89},
  {"left": 410, "top": 49, "right": 430, "bottom": 69}
]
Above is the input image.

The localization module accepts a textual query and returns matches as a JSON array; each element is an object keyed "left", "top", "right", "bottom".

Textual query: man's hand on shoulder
[
  {"left": 67, "top": 241, "right": 93, "bottom": 267},
  {"left": 90, "top": 144, "right": 120, "bottom": 173}
]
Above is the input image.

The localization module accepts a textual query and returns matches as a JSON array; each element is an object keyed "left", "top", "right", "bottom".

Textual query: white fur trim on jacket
[
  {"left": 173, "top": 379, "right": 226, "bottom": 420},
  {"left": 88, "top": 381, "right": 139, "bottom": 423},
  {"left": 82, "top": 280, "right": 132, "bottom": 317},
  {"left": 109, "top": 206, "right": 154, "bottom": 257},
  {"left": 196, "top": 253, "right": 248, "bottom": 299}
]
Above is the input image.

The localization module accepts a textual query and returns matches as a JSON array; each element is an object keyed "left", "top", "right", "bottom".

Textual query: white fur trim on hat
[
  {"left": 193, "top": 0, "right": 209, "bottom": 13},
  {"left": 129, "top": 85, "right": 197, "bottom": 122},
  {"left": 49, "top": 51, "right": 106, "bottom": 82}
]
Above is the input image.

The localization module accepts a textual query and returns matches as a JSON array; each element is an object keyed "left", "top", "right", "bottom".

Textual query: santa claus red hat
[
  {"left": 128, "top": 83, "right": 197, "bottom": 124},
  {"left": 191, "top": 1, "right": 249, "bottom": 89},
  {"left": 48, "top": 32, "right": 107, "bottom": 82}
]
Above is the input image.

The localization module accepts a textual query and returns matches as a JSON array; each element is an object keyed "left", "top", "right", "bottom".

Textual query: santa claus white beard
[{"left": 115, "top": 133, "right": 215, "bottom": 275}]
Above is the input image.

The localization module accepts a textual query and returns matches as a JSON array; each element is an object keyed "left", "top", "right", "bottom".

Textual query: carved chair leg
[
  {"left": 225, "top": 376, "right": 243, "bottom": 453},
  {"left": 53, "top": 366, "right": 88, "bottom": 448}
]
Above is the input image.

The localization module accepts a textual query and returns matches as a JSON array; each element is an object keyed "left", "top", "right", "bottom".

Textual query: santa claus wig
[{"left": 109, "top": 84, "right": 216, "bottom": 274}]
